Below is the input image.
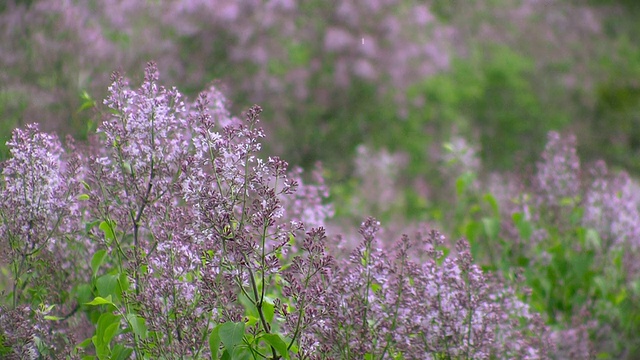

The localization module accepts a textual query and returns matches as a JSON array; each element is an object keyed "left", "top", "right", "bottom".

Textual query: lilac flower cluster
[
  {"left": 320, "top": 219, "right": 550, "bottom": 359},
  {"left": 0, "top": 123, "right": 85, "bottom": 307},
  {"left": 0, "top": 305, "right": 39, "bottom": 360},
  {"left": 534, "top": 131, "right": 581, "bottom": 210},
  {"left": 583, "top": 160, "right": 640, "bottom": 251},
  {"left": 0, "top": 64, "right": 551, "bottom": 358},
  {"left": 0, "top": 123, "right": 92, "bottom": 357},
  {"left": 479, "top": 131, "right": 640, "bottom": 357},
  {"left": 507, "top": 131, "right": 640, "bottom": 256}
]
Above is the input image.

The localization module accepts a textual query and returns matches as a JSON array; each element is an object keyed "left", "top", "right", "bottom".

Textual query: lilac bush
[
  {"left": 0, "top": 64, "right": 552, "bottom": 358},
  {"left": 0, "top": 0, "right": 452, "bottom": 149},
  {"left": 451, "top": 131, "right": 640, "bottom": 358},
  {"left": 0, "top": 123, "right": 92, "bottom": 356},
  {"left": 321, "top": 219, "right": 550, "bottom": 359}
]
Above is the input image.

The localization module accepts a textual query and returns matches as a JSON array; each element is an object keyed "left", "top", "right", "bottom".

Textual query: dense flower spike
[
  {"left": 0, "top": 124, "right": 89, "bottom": 356},
  {"left": 583, "top": 160, "right": 640, "bottom": 250},
  {"left": 1, "top": 124, "right": 68, "bottom": 255},
  {"left": 534, "top": 131, "right": 581, "bottom": 209},
  {"left": 0, "top": 124, "right": 79, "bottom": 305},
  {"left": 0, "top": 306, "right": 39, "bottom": 360},
  {"left": 95, "top": 61, "right": 190, "bottom": 233}
]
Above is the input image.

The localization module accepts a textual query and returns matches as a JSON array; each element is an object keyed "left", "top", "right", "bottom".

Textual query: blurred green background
[{"left": 1, "top": 0, "right": 640, "bottom": 215}]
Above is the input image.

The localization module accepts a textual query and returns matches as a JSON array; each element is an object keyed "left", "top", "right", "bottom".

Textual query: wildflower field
[{"left": 1, "top": 0, "right": 640, "bottom": 359}]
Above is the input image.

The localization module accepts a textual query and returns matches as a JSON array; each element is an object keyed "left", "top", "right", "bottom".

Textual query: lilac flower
[
  {"left": 88, "top": 62, "right": 191, "bottom": 257},
  {"left": 0, "top": 306, "right": 39, "bottom": 360},
  {"left": 0, "top": 124, "right": 89, "bottom": 354},
  {"left": 583, "top": 160, "right": 640, "bottom": 250},
  {"left": 1, "top": 124, "right": 67, "bottom": 248},
  {"left": 534, "top": 131, "right": 581, "bottom": 210},
  {"left": 283, "top": 163, "right": 333, "bottom": 230},
  {"left": 0, "top": 124, "right": 77, "bottom": 304},
  {"left": 320, "top": 218, "right": 550, "bottom": 359}
]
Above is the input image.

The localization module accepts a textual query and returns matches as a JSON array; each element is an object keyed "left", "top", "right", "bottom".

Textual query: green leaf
[
  {"left": 239, "top": 292, "right": 259, "bottom": 318},
  {"left": 231, "top": 346, "right": 253, "bottom": 360},
  {"left": 245, "top": 315, "right": 259, "bottom": 327},
  {"left": 262, "top": 333, "right": 290, "bottom": 359},
  {"left": 126, "top": 314, "right": 147, "bottom": 339},
  {"left": 559, "top": 196, "right": 577, "bottom": 207},
  {"left": 443, "top": 142, "right": 454, "bottom": 153},
  {"left": 76, "top": 337, "right": 93, "bottom": 349},
  {"left": 287, "top": 42, "right": 311, "bottom": 66},
  {"left": 464, "top": 221, "right": 482, "bottom": 242},
  {"left": 455, "top": 176, "right": 466, "bottom": 196},
  {"left": 91, "top": 250, "right": 108, "bottom": 278},
  {"left": 85, "top": 295, "right": 115, "bottom": 307},
  {"left": 78, "top": 193, "right": 90, "bottom": 201},
  {"left": 96, "top": 274, "right": 119, "bottom": 300},
  {"left": 221, "top": 350, "right": 231, "bottom": 360},
  {"left": 85, "top": 219, "right": 101, "bottom": 234},
  {"left": 99, "top": 220, "right": 117, "bottom": 244},
  {"left": 118, "top": 272, "right": 131, "bottom": 294},
  {"left": 122, "top": 161, "right": 133, "bottom": 175},
  {"left": 209, "top": 325, "right": 222, "bottom": 359},
  {"left": 94, "top": 312, "right": 119, "bottom": 348},
  {"left": 512, "top": 212, "right": 533, "bottom": 240},
  {"left": 219, "top": 321, "right": 245, "bottom": 356},
  {"left": 483, "top": 193, "right": 499, "bottom": 216},
  {"left": 481, "top": 217, "right": 500, "bottom": 240},
  {"left": 455, "top": 171, "right": 476, "bottom": 196},
  {"left": 103, "top": 322, "right": 119, "bottom": 345},
  {"left": 585, "top": 228, "right": 601, "bottom": 250},
  {"left": 111, "top": 345, "right": 133, "bottom": 360},
  {"left": 262, "top": 299, "right": 275, "bottom": 323},
  {"left": 44, "top": 315, "right": 63, "bottom": 321},
  {"left": 614, "top": 288, "right": 627, "bottom": 305},
  {"left": 93, "top": 334, "right": 110, "bottom": 360}
]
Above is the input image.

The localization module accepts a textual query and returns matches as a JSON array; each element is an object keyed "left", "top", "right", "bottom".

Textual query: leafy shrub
[
  {"left": 453, "top": 131, "right": 640, "bottom": 358},
  {"left": 0, "top": 63, "right": 550, "bottom": 359}
]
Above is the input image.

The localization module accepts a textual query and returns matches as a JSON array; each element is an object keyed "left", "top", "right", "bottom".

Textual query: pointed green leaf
[
  {"left": 99, "top": 220, "right": 116, "bottom": 242},
  {"left": 103, "top": 322, "right": 119, "bottom": 345},
  {"left": 262, "top": 299, "right": 275, "bottom": 323},
  {"left": 76, "top": 337, "right": 93, "bottom": 349},
  {"left": 91, "top": 250, "right": 108, "bottom": 277},
  {"left": 262, "top": 333, "right": 290, "bottom": 359},
  {"left": 85, "top": 295, "right": 115, "bottom": 307},
  {"left": 209, "top": 325, "right": 221, "bottom": 359},
  {"left": 126, "top": 314, "right": 147, "bottom": 339},
  {"left": 96, "top": 274, "right": 119, "bottom": 299},
  {"left": 111, "top": 345, "right": 133, "bottom": 360},
  {"left": 219, "top": 321, "right": 245, "bottom": 355},
  {"left": 95, "top": 312, "right": 119, "bottom": 348}
]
